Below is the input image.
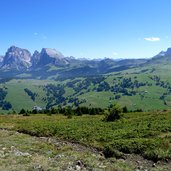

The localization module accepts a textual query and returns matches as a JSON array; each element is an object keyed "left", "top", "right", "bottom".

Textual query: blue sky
[{"left": 0, "top": 0, "right": 171, "bottom": 59}]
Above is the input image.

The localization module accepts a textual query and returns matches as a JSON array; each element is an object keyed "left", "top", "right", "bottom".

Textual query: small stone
[
  {"left": 34, "top": 165, "right": 44, "bottom": 171},
  {"left": 137, "top": 166, "right": 143, "bottom": 169},
  {"left": 14, "top": 150, "right": 31, "bottom": 157},
  {"left": 77, "top": 160, "right": 83, "bottom": 167},
  {"left": 22, "top": 152, "right": 31, "bottom": 157},
  {"left": 75, "top": 165, "right": 81, "bottom": 171},
  {"left": 136, "top": 160, "right": 141, "bottom": 164},
  {"left": 99, "top": 165, "right": 107, "bottom": 169},
  {"left": 118, "top": 159, "right": 125, "bottom": 162},
  {"left": 55, "top": 154, "right": 64, "bottom": 158},
  {"left": 165, "top": 159, "right": 169, "bottom": 163},
  {"left": 152, "top": 163, "right": 156, "bottom": 167},
  {"left": 11, "top": 146, "right": 16, "bottom": 151},
  {"left": 14, "top": 151, "right": 22, "bottom": 156},
  {"left": 67, "top": 166, "right": 73, "bottom": 170},
  {"left": 48, "top": 138, "right": 52, "bottom": 143},
  {"left": 157, "top": 161, "right": 161, "bottom": 164}
]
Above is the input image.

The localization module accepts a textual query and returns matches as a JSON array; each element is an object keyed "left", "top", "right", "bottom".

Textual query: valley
[
  {"left": 0, "top": 46, "right": 171, "bottom": 112},
  {"left": 1, "top": 46, "right": 171, "bottom": 170},
  {"left": 2, "top": 0, "right": 171, "bottom": 170},
  {"left": 1, "top": 67, "right": 171, "bottom": 113}
]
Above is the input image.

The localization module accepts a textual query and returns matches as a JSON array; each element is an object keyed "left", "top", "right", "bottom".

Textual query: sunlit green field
[{"left": 1, "top": 62, "right": 171, "bottom": 113}]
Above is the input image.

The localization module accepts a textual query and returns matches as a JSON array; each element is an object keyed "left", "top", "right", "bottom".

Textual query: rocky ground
[{"left": 0, "top": 129, "right": 171, "bottom": 171}]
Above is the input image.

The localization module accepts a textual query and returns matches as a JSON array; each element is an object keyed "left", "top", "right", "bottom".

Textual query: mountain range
[
  {"left": 0, "top": 46, "right": 171, "bottom": 79},
  {"left": 1, "top": 46, "right": 171, "bottom": 112}
]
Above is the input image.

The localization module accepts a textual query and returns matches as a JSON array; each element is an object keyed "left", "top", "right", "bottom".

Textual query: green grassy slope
[
  {"left": 1, "top": 61, "right": 171, "bottom": 112},
  {"left": 1, "top": 79, "right": 55, "bottom": 112}
]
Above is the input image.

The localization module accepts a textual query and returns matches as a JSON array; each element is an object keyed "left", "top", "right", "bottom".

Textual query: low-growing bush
[
  {"left": 1, "top": 110, "right": 171, "bottom": 161},
  {"left": 105, "top": 104, "right": 122, "bottom": 122},
  {"left": 103, "top": 145, "right": 124, "bottom": 158}
]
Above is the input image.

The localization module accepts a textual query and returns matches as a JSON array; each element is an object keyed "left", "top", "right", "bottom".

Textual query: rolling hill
[{"left": 0, "top": 46, "right": 171, "bottom": 112}]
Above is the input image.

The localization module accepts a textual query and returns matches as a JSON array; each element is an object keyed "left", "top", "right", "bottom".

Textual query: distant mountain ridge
[
  {"left": 1, "top": 46, "right": 171, "bottom": 112},
  {"left": 1, "top": 46, "right": 69, "bottom": 70},
  {"left": 0, "top": 46, "right": 171, "bottom": 79},
  {"left": 153, "top": 48, "right": 171, "bottom": 58}
]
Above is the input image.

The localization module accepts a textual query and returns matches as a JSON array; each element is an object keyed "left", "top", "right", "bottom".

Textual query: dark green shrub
[
  {"left": 103, "top": 145, "right": 123, "bottom": 158},
  {"left": 105, "top": 104, "right": 122, "bottom": 122},
  {"left": 89, "top": 108, "right": 96, "bottom": 115},
  {"left": 32, "top": 109, "right": 38, "bottom": 114},
  {"left": 19, "top": 108, "right": 26, "bottom": 114},
  {"left": 76, "top": 107, "right": 83, "bottom": 116},
  {"left": 50, "top": 107, "right": 58, "bottom": 114},
  {"left": 123, "top": 106, "right": 128, "bottom": 113}
]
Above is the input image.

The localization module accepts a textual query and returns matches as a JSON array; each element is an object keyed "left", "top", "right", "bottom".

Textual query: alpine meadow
[{"left": 1, "top": 0, "right": 171, "bottom": 171}]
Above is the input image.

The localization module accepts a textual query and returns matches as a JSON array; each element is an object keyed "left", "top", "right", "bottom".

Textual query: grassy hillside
[
  {"left": 0, "top": 79, "right": 55, "bottom": 113},
  {"left": 1, "top": 61, "right": 171, "bottom": 112}
]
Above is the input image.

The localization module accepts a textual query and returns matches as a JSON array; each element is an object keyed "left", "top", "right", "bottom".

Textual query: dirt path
[{"left": 0, "top": 129, "right": 171, "bottom": 171}]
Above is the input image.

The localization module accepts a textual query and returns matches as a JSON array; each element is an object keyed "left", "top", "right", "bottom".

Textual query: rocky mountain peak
[
  {"left": 153, "top": 47, "right": 171, "bottom": 59},
  {"left": 0, "top": 55, "right": 3, "bottom": 62},
  {"left": 165, "top": 48, "right": 171, "bottom": 55},
  {"left": 33, "top": 50, "right": 39, "bottom": 56},
  {"left": 34, "top": 48, "right": 68, "bottom": 67},
  {"left": 8, "top": 45, "right": 20, "bottom": 51},
  {"left": 2, "top": 46, "right": 32, "bottom": 70},
  {"left": 31, "top": 50, "right": 40, "bottom": 67},
  {"left": 41, "top": 48, "right": 64, "bottom": 59}
]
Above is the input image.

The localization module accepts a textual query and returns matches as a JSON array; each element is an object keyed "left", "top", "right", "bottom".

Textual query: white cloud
[
  {"left": 112, "top": 52, "right": 118, "bottom": 56},
  {"left": 33, "top": 32, "right": 47, "bottom": 39},
  {"left": 144, "top": 37, "right": 160, "bottom": 42},
  {"left": 34, "top": 32, "right": 38, "bottom": 36}
]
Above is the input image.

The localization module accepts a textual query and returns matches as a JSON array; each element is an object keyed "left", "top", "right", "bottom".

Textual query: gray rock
[
  {"left": 2, "top": 46, "right": 32, "bottom": 70},
  {"left": 14, "top": 151, "right": 31, "bottom": 157},
  {"left": 33, "top": 48, "right": 69, "bottom": 68},
  {"left": 33, "top": 164, "right": 44, "bottom": 171},
  {"left": 137, "top": 165, "right": 143, "bottom": 170},
  {"left": 152, "top": 163, "right": 156, "bottom": 167},
  {"left": 75, "top": 165, "right": 81, "bottom": 171},
  {"left": 76, "top": 160, "right": 83, "bottom": 167}
]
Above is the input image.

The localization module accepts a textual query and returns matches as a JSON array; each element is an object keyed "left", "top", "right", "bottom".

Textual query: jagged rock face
[
  {"left": 0, "top": 56, "right": 4, "bottom": 66},
  {"left": 154, "top": 48, "right": 171, "bottom": 58},
  {"left": 2, "top": 46, "right": 32, "bottom": 70},
  {"left": 0, "top": 56, "right": 3, "bottom": 62},
  {"left": 31, "top": 50, "right": 40, "bottom": 67},
  {"left": 165, "top": 48, "right": 171, "bottom": 56},
  {"left": 0, "top": 56, "right": 4, "bottom": 63},
  {"left": 35, "top": 48, "right": 69, "bottom": 67}
]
